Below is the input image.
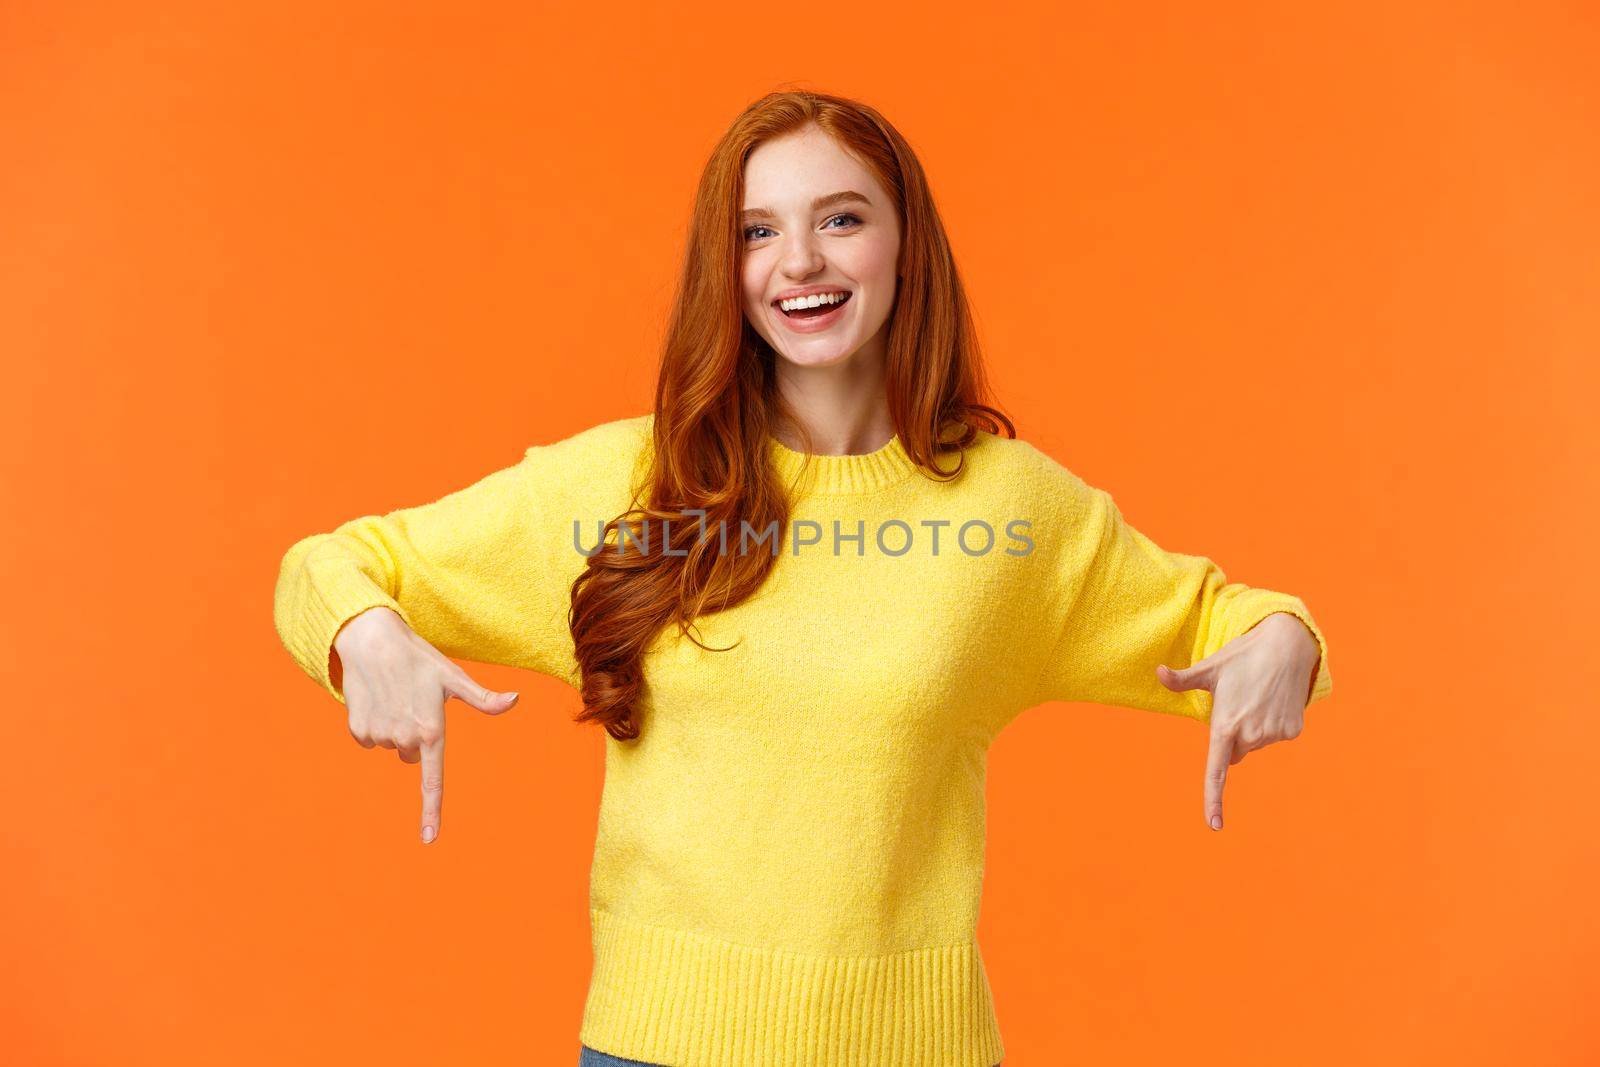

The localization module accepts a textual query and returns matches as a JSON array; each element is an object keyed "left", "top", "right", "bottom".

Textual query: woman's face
[{"left": 740, "top": 125, "right": 902, "bottom": 371}]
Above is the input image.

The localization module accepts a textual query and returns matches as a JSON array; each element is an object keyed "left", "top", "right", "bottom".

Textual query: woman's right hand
[{"left": 331, "top": 606, "right": 521, "bottom": 845}]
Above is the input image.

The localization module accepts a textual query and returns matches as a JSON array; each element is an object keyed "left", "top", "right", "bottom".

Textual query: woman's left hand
[{"left": 1154, "top": 612, "right": 1321, "bottom": 833}]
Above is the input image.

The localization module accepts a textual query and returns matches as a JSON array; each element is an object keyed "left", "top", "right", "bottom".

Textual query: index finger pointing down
[
  {"left": 420, "top": 734, "right": 444, "bottom": 844},
  {"left": 1204, "top": 727, "right": 1233, "bottom": 831}
]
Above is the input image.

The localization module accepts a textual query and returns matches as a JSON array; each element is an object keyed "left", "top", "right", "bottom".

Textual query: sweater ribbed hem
[{"left": 578, "top": 909, "right": 1005, "bottom": 1067}]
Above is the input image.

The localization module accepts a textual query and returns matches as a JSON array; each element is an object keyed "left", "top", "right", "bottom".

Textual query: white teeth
[{"left": 778, "top": 291, "right": 849, "bottom": 312}]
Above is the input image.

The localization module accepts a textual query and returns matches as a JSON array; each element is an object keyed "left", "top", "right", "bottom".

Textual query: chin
[{"left": 769, "top": 340, "right": 860, "bottom": 369}]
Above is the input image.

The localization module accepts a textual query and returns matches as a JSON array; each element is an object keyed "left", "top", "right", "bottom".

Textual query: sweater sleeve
[
  {"left": 1026, "top": 464, "right": 1332, "bottom": 722},
  {"left": 272, "top": 444, "right": 584, "bottom": 705}
]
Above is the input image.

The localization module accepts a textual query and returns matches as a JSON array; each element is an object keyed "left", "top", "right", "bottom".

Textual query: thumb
[
  {"left": 447, "top": 672, "right": 520, "bottom": 714},
  {"left": 1157, "top": 654, "right": 1218, "bottom": 693}
]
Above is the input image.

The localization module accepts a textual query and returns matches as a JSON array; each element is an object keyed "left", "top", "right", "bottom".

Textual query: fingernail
[
  {"left": 1209, "top": 815, "right": 1222, "bottom": 830},
  {"left": 422, "top": 825, "right": 436, "bottom": 844}
]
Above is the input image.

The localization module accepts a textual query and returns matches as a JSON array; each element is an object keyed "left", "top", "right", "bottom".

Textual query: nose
[{"left": 778, "top": 227, "right": 826, "bottom": 280}]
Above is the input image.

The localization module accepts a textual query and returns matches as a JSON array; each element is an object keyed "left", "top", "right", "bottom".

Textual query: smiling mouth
[{"left": 776, "top": 292, "right": 853, "bottom": 318}]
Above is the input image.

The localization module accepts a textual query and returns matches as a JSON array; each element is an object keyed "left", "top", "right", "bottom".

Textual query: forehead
[{"left": 741, "top": 127, "right": 878, "bottom": 206}]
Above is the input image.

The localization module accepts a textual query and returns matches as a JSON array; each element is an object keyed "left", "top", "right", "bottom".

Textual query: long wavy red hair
[{"left": 569, "top": 89, "right": 1015, "bottom": 740}]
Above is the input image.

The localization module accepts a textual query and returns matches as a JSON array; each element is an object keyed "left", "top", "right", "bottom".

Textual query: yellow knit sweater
[{"left": 273, "top": 413, "right": 1331, "bottom": 1067}]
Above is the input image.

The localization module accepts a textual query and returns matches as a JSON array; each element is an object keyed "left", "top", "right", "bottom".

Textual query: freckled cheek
[
  {"left": 843, "top": 242, "right": 897, "bottom": 289},
  {"left": 741, "top": 265, "right": 770, "bottom": 315},
  {"left": 741, "top": 283, "right": 765, "bottom": 318}
]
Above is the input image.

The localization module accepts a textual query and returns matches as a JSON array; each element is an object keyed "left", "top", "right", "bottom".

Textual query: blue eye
[{"left": 742, "top": 213, "right": 862, "bottom": 242}]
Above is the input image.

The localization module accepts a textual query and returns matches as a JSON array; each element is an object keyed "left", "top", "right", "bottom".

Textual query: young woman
[{"left": 275, "top": 90, "right": 1331, "bottom": 1067}]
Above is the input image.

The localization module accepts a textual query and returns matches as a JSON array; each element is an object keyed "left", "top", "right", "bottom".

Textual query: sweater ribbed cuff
[
  {"left": 1225, "top": 592, "right": 1333, "bottom": 707},
  {"left": 289, "top": 564, "right": 414, "bottom": 705}
]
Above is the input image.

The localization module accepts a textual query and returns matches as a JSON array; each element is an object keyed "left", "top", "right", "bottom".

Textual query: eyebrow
[{"left": 739, "top": 190, "right": 873, "bottom": 223}]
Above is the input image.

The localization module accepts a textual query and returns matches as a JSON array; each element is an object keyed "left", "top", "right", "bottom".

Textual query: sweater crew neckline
[{"left": 766, "top": 429, "right": 920, "bottom": 495}]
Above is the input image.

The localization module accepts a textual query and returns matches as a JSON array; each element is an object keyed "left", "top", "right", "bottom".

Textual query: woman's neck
[{"left": 771, "top": 349, "right": 892, "bottom": 456}]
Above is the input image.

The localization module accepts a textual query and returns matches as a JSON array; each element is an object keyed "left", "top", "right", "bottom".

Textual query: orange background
[{"left": 3, "top": 2, "right": 1596, "bottom": 1064}]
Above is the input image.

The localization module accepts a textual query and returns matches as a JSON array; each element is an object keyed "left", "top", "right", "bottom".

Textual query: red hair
[{"left": 569, "top": 89, "right": 1015, "bottom": 740}]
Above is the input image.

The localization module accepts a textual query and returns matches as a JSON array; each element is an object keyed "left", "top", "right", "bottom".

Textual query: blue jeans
[
  {"left": 578, "top": 1047, "right": 660, "bottom": 1067},
  {"left": 578, "top": 1044, "right": 1000, "bottom": 1066}
]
